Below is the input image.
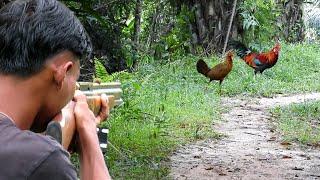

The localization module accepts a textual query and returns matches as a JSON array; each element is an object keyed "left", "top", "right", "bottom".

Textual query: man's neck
[{"left": 0, "top": 75, "right": 44, "bottom": 130}]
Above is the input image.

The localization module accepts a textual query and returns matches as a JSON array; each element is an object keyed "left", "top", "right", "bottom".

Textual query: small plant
[
  {"left": 94, "top": 58, "right": 112, "bottom": 82},
  {"left": 239, "top": 0, "right": 281, "bottom": 44}
]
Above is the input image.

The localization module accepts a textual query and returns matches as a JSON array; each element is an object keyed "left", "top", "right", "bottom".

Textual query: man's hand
[
  {"left": 73, "top": 90, "right": 109, "bottom": 133},
  {"left": 49, "top": 91, "right": 109, "bottom": 151},
  {"left": 73, "top": 90, "right": 111, "bottom": 179},
  {"left": 95, "top": 93, "right": 109, "bottom": 125},
  {"left": 50, "top": 101, "right": 76, "bottom": 150}
]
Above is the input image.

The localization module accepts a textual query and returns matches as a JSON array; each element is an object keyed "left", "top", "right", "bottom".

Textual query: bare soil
[{"left": 170, "top": 93, "right": 320, "bottom": 180}]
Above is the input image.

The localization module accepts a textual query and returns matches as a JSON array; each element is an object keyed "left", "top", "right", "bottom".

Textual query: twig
[
  {"left": 222, "top": 0, "right": 237, "bottom": 54},
  {"left": 244, "top": 132, "right": 263, "bottom": 137},
  {"left": 107, "top": 141, "right": 128, "bottom": 160}
]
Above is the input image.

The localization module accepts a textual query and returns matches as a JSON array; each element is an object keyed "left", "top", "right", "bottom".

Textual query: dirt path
[{"left": 170, "top": 93, "right": 320, "bottom": 180}]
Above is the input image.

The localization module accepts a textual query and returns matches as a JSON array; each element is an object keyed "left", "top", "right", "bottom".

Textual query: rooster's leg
[{"left": 253, "top": 70, "right": 257, "bottom": 81}]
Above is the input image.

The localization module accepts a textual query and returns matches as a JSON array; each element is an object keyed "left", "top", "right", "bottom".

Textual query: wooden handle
[
  {"left": 86, "top": 95, "right": 115, "bottom": 116},
  {"left": 60, "top": 109, "right": 76, "bottom": 150},
  {"left": 59, "top": 95, "right": 115, "bottom": 150}
]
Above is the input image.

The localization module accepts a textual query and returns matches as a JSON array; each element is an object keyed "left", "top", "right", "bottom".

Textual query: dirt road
[{"left": 170, "top": 93, "right": 320, "bottom": 180}]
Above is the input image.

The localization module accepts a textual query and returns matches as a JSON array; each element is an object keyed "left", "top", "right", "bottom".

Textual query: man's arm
[
  {"left": 78, "top": 126, "right": 111, "bottom": 179},
  {"left": 74, "top": 91, "right": 111, "bottom": 180}
]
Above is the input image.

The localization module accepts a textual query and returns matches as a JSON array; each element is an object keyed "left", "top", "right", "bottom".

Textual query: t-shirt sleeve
[{"left": 28, "top": 149, "right": 77, "bottom": 180}]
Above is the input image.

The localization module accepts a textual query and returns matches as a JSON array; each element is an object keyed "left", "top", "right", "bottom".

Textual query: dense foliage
[{"left": 58, "top": 0, "right": 312, "bottom": 73}]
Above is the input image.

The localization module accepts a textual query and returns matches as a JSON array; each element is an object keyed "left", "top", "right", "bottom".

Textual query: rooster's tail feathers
[
  {"left": 229, "top": 40, "right": 251, "bottom": 58},
  {"left": 196, "top": 59, "right": 210, "bottom": 77}
]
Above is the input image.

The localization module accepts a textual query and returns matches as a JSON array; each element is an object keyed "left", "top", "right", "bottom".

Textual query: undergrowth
[
  {"left": 271, "top": 101, "right": 320, "bottom": 145},
  {"left": 83, "top": 42, "right": 320, "bottom": 179},
  {"left": 99, "top": 57, "right": 221, "bottom": 179}
]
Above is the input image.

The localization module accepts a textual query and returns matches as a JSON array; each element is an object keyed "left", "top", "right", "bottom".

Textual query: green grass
[
  {"left": 81, "top": 42, "right": 320, "bottom": 179},
  {"left": 101, "top": 57, "right": 221, "bottom": 179},
  {"left": 271, "top": 101, "right": 320, "bottom": 145}
]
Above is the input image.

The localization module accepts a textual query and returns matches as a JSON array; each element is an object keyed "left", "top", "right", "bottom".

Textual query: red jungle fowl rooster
[
  {"left": 230, "top": 41, "right": 281, "bottom": 74},
  {"left": 196, "top": 50, "right": 234, "bottom": 93}
]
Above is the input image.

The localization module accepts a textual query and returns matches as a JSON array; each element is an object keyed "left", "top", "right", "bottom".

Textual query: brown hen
[{"left": 196, "top": 51, "right": 234, "bottom": 93}]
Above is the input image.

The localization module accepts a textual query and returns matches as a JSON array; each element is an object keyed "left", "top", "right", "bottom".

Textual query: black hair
[{"left": 0, "top": 0, "right": 92, "bottom": 77}]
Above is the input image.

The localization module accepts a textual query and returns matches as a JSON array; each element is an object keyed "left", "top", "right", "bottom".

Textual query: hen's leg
[
  {"left": 205, "top": 80, "right": 211, "bottom": 91},
  {"left": 219, "top": 80, "right": 223, "bottom": 95}
]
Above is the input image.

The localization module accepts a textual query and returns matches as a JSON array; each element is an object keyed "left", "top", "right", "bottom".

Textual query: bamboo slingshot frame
[{"left": 46, "top": 81, "right": 123, "bottom": 151}]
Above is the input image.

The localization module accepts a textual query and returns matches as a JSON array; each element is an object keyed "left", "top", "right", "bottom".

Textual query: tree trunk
[
  {"left": 189, "top": 22, "right": 199, "bottom": 54},
  {"left": 0, "top": 0, "right": 11, "bottom": 8},
  {"left": 194, "top": 1, "right": 207, "bottom": 44},
  {"left": 223, "top": 0, "right": 237, "bottom": 54},
  {"left": 280, "top": 0, "right": 305, "bottom": 42},
  {"left": 132, "top": 0, "right": 143, "bottom": 68},
  {"left": 133, "top": 0, "right": 142, "bottom": 47},
  {"left": 180, "top": 0, "right": 240, "bottom": 54},
  {"left": 147, "top": 7, "right": 160, "bottom": 53}
]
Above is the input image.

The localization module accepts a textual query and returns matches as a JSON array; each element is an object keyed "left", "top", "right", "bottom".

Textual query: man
[{"left": 0, "top": 0, "right": 111, "bottom": 179}]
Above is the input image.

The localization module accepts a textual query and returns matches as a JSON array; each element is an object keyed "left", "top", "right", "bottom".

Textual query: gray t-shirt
[{"left": 0, "top": 115, "right": 77, "bottom": 180}]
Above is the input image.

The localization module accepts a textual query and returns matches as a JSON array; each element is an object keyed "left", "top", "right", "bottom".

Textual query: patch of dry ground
[{"left": 170, "top": 93, "right": 320, "bottom": 180}]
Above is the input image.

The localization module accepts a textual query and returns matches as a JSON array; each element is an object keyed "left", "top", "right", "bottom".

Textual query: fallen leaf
[
  {"left": 310, "top": 174, "right": 320, "bottom": 178},
  {"left": 282, "top": 155, "right": 292, "bottom": 159},
  {"left": 234, "top": 168, "right": 241, "bottom": 172},
  {"left": 205, "top": 167, "right": 214, "bottom": 170},
  {"left": 280, "top": 141, "right": 292, "bottom": 146},
  {"left": 267, "top": 136, "right": 276, "bottom": 141},
  {"left": 292, "top": 167, "right": 304, "bottom": 171}
]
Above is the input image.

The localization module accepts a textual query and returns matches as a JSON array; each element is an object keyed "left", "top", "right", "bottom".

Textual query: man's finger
[
  {"left": 63, "top": 100, "right": 76, "bottom": 110},
  {"left": 73, "top": 90, "right": 87, "bottom": 103},
  {"left": 51, "top": 112, "right": 63, "bottom": 123},
  {"left": 95, "top": 93, "right": 109, "bottom": 124},
  {"left": 52, "top": 101, "right": 75, "bottom": 123}
]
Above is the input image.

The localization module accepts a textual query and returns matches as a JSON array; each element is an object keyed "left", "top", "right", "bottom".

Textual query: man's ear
[{"left": 53, "top": 61, "right": 74, "bottom": 90}]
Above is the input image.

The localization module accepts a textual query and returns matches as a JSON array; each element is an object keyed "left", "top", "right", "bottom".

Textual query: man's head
[
  {"left": 0, "top": 0, "right": 92, "bottom": 131},
  {"left": 0, "top": 0, "right": 92, "bottom": 77}
]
